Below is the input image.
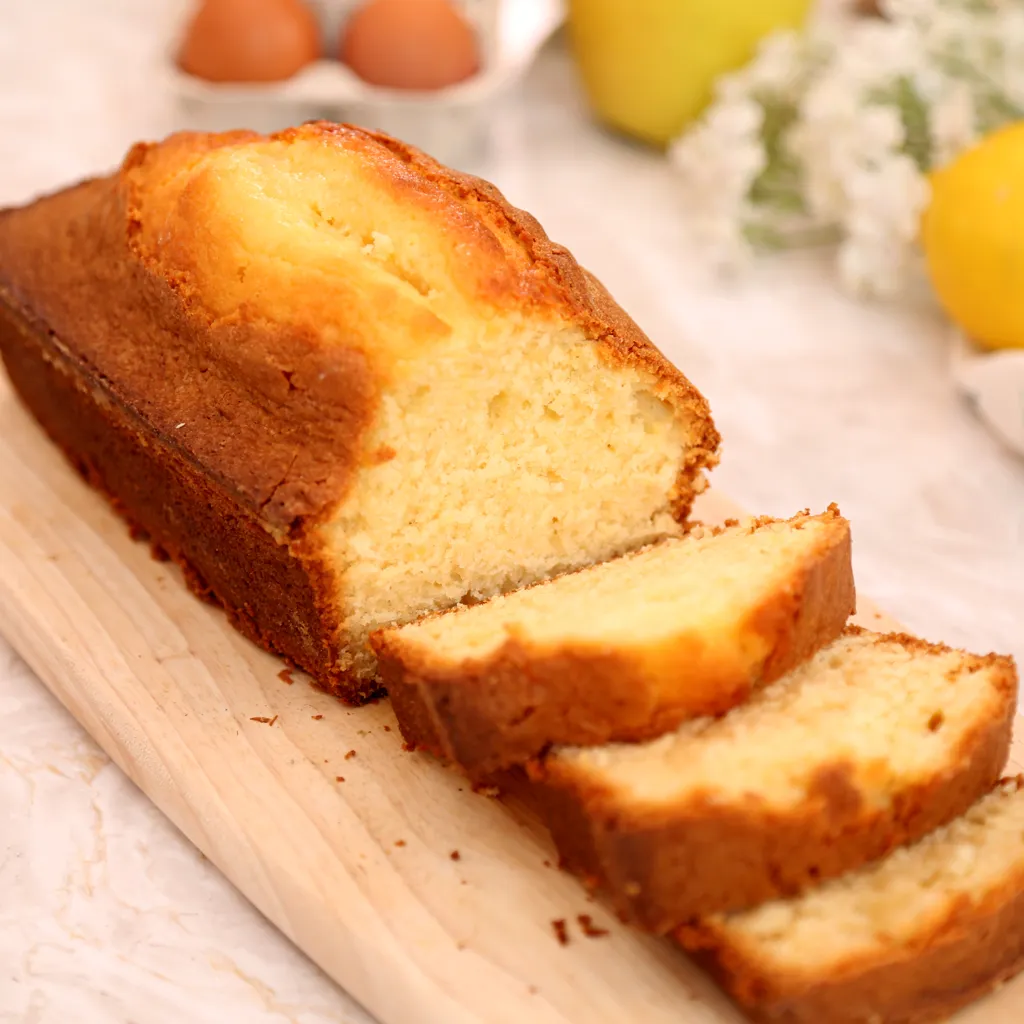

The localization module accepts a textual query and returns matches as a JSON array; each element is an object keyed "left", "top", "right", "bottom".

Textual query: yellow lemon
[
  {"left": 567, "top": 0, "right": 813, "bottom": 145},
  {"left": 922, "top": 121, "right": 1024, "bottom": 350}
]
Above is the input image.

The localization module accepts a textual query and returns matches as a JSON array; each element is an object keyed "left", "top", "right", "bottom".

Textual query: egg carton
[
  {"left": 169, "top": 0, "right": 564, "bottom": 168},
  {"left": 951, "top": 331, "right": 1024, "bottom": 460},
  {"left": 307, "top": 0, "right": 502, "bottom": 63}
]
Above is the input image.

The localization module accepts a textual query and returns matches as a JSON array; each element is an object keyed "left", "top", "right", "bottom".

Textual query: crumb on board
[
  {"left": 402, "top": 742, "right": 416, "bottom": 752},
  {"left": 394, "top": 839, "right": 406, "bottom": 847},
  {"left": 450, "top": 850, "right": 461, "bottom": 861},
  {"left": 312, "top": 714, "right": 323, "bottom": 720},
  {"left": 542, "top": 860, "right": 552, "bottom": 868},
  {"left": 335, "top": 776, "right": 345, "bottom": 783},
  {"left": 384, "top": 725, "right": 392, "bottom": 731},
  {"left": 278, "top": 668, "right": 294, "bottom": 685},
  {"left": 577, "top": 914, "right": 609, "bottom": 938},
  {"left": 473, "top": 784, "right": 501, "bottom": 798},
  {"left": 552, "top": 919, "right": 569, "bottom": 946},
  {"left": 345, "top": 749, "right": 357, "bottom": 760},
  {"left": 250, "top": 715, "right": 278, "bottom": 726}
]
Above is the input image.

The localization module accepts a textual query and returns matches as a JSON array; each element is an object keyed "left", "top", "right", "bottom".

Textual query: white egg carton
[
  {"left": 169, "top": 0, "right": 564, "bottom": 167},
  {"left": 951, "top": 331, "right": 1024, "bottom": 460}
]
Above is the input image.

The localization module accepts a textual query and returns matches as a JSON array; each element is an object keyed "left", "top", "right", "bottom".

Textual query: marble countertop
[{"left": 2, "top": 3, "right": 1023, "bottom": 1022}]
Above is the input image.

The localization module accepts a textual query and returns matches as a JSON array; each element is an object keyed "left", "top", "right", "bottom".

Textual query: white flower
[
  {"left": 837, "top": 155, "right": 931, "bottom": 296},
  {"left": 669, "top": 96, "right": 767, "bottom": 270},
  {"left": 791, "top": 91, "right": 907, "bottom": 228},
  {"left": 669, "top": 0, "right": 1024, "bottom": 298},
  {"left": 931, "top": 83, "right": 978, "bottom": 166},
  {"left": 716, "top": 30, "right": 810, "bottom": 103}
]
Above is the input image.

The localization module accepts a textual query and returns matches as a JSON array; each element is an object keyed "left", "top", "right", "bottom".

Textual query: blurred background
[
  {"left": 3, "top": 0, "right": 1019, "bottom": 657},
  {"left": 1, "top": 2, "right": 1023, "bottom": 1021}
]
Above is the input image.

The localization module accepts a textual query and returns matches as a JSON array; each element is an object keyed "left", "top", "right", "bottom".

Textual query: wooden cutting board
[{"left": 0, "top": 371, "right": 1021, "bottom": 1024}]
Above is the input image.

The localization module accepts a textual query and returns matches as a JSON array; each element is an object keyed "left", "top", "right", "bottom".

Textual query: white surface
[{"left": 1, "top": 2, "right": 1023, "bottom": 1022}]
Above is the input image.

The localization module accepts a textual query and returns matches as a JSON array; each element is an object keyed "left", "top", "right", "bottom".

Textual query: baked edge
[
  {"left": 525, "top": 631, "right": 1018, "bottom": 932},
  {"left": 675, "top": 778, "right": 1024, "bottom": 1024},
  {"left": 374, "top": 507, "right": 856, "bottom": 776},
  {"left": 0, "top": 279, "right": 380, "bottom": 700}
]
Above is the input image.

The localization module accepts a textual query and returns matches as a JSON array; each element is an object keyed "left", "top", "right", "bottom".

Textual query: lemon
[
  {"left": 567, "top": 0, "right": 813, "bottom": 146},
  {"left": 922, "top": 121, "right": 1024, "bottom": 350}
]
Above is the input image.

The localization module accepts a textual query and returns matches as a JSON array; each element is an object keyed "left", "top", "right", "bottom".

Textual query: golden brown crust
[
  {"left": 373, "top": 508, "right": 855, "bottom": 777},
  {"left": 0, "top": 170, "right": 374, "bottom": 694},
  {"left": 525, "top": 633, "right": 1017, "bottom": 934},
  {"left": 677, "top": 779, "right": 1024, "bottom": 1024},
  {"left": 0, "top": 123, "right": 718, "bottom": 698},
  {"left": 0, "top": 287, "right": 371, "bottom": 695}
]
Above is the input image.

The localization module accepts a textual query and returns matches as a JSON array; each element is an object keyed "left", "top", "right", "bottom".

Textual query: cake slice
[
  {"left": 0, "top": 123, "right": 718, "bottom": 701},
  {"left": 373, "top": 506, "right": 855, "bottom": 775},
  {"left": 678, "top": 777, "right": 1024, "bottom": 1024},
  {"left": 528, "top": 629, "right": 1017, "bottom": 933}
]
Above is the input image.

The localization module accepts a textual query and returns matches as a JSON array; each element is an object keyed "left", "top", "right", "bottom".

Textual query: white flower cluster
[{"left": 669, "top": 0, "right": 1024, "bottom": 297}]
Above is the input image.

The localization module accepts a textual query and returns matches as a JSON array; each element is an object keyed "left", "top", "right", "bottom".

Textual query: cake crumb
[
  {"left": 450, "top": 850, "right": 461, "bottom": 861},
  {"left": 312, "top": 714, "right": 323, "bottom": 720},
  {"left": 577, "top": 914, "right": 609, "bottom": 938},
  {"left": 345, "top": 749, "right": 357, "bottom": 760},
  {"left": 552, "top": 919, "right": 569, "bottom": 946},
  {"left": 542, "top": 860, "right": 552, "bottom": 868},
  {"left": 250, "top": 715, "right": 277, "bottom": 726},
  {"left": 278, "top": 668, "right": 294, "bottom": 685},
  {"left": 473, "top": 784, "right": 501, "bottom": 798},
  {"left": 335, "top": 776, "right": 345, "bottom": 783},
  {"left": 395, "top": 839, "right": 406, "bottom": 847},
  {"left": 384, "top": 725, "right": 392, "bottom": 732}
]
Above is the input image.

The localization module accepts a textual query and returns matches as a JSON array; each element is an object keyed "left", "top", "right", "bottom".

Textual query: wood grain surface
[{"left": 0, "top": 371, "right": 1020, "bottom": 1024}]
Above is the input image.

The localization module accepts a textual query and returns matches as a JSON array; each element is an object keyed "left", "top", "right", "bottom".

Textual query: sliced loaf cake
[
  {"left": 372, "top": 506, "right": 855, "bottom": 775},
  {"left": 528, "top": 629, "right": 1017, "bottom": 933},
  {"left": 679, "top": 776, "right": 1024, "bottom": 1024},
  {"left": 0, "top": 123, "right": 719, "bottom": 701}
]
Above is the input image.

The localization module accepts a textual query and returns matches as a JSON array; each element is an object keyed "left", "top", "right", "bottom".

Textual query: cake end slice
[{"left": 678, "top": 777, "right": 1024, "bottom": 1024}]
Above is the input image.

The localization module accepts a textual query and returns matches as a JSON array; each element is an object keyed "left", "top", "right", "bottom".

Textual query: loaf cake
[
  {"left": 528, "top": 629, "right": 1017, "bottom": 933},
  {"left": 374, "top": 506, "right": 855, "bottom": 775},
  {"left": 679, "top": 776, "right": 1024, "bottom": 1024},
  {"left": 0, "top": 123, "right": 718, "bottom": 701}
]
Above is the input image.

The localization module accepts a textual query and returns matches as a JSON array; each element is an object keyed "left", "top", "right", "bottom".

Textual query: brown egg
[
  {"left": 178, "top": 0, "right": 321, "bottom": 83},
  {"left": 341, "top": 0, "right": 480, "bottom": 91}
]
